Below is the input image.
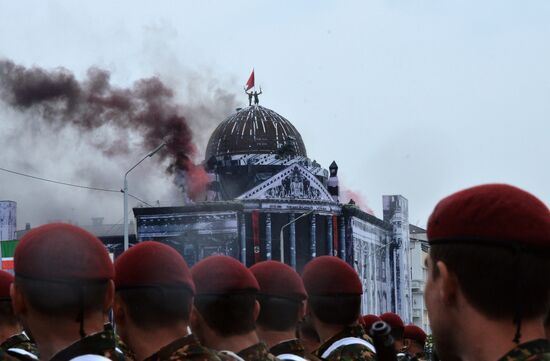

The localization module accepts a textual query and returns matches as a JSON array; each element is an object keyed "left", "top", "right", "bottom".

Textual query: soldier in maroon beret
[
  {"left": 301, "top": 256, "right": 375, "bottom": 361},
  {"left": 425, "top": 184, "right": 550, "bottom": 361},
  {"left": 190, "top": 256, "right": 278, "bottom": 361},
  {"left": 0, "top": 270, "right": 37, "bottom": 360},
  {"left": 114, "top": 241, "right": 221, "bottom": 361},
  {"left": 249, "top": 261, "right": 321, "bottom": 361},
  {"left": 402, "top": 325, "right": 426, "bottom": 361},
  {"left": 358, "top": 315, "right": 380, "bottom": 334},
  {"left": 10, "top": 223, "right": 130, "bottom": 361},
  {"left": 379, "top": 312, "right": 405, "bottom": 354}
]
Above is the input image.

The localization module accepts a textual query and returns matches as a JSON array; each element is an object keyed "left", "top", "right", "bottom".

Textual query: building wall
[
  {"left": 0, "top": 201, "right": 17, "bottom": 241},
  {"left": 409, "top": 230, "right": 430, "bottom": 332},
  {"left": 383, "top": 195, "right": 412, "bottom": 323},
  {"left": 350, "top": 216, "right": 392, "bottom": 315}
]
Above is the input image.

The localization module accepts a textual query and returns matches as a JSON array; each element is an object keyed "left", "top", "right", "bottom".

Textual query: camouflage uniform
[
  {"left": 104, "top": 323, "right": 135, "bottom": 360},
  {"left": 313, "top": 325, "right": 376, "bottom": 361},
  {"left": 269, "top": 339, "right": 322, "bottom": 361},
  {"left": 498, "top": 339, "right": 550, "bottom": 361},
  {"left": 0, "top": 348, "right": 25, "bottom": 361},
  {"left": 218, "top": 342, "right": 280, "bottom": 361},
  {"left": 49, "top": 330, "right": 130, "bottom": 361},
  {"left": 143, "top": 334, "right": 221, "bottom": 361},
  {"left": 0, "top": 333, "right": 38, "bottom": 360}
]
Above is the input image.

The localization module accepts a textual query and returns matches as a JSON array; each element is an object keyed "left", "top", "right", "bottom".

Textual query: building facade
[
  {"left": 409, "top": 224, "right": 430, "bottom": 332},
  {"left": 133, "top": 101, "right": 413, "bottom": 320},
  {"left": 0, "top": 201, "right": 16, "bottom": 241}
]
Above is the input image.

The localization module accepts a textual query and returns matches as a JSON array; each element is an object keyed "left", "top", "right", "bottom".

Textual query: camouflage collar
[
  {"left": 0, "top": 334, "right": 31, "bottom": 351},
  {"left": 315, "top": 325, "right": 367, "bottom": 356},
  {"left": 238, "top": 342, "right": 278, "bottom": 361},
  {"left": 270, "top": 339, "right": 305, "bottom": 357},
  {"left": 49, "top": 330, "right": 120, "bottom": 361},
  {"left": 142, "top": 334, "right": 209, "bottom": 361},
  {"left": 497, "top": 339, "right": 550, "bottom": 361}
]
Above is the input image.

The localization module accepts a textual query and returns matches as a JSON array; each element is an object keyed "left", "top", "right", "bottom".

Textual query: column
[
  {"left": 289, "top": 213, "right": 296, "bottom": 269},
  {"left": 240, "top": 213, "right": 246, "bottom": 264},
  {"left": 310, "top": 213, "right": 317, "bottom": 259},
  {"left": 327, "top": 216, "right": 333, "bottom": 256},
  {"left": 265, "top": 213, "right": 272, "bottom": 260},
  {"left": 339, "top": 216, "right": 346, "bottom": 261}
]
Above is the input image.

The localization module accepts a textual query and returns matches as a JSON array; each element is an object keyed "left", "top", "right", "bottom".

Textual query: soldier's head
[
  {"left": 0, "top": 270, "right": 20, "bottom": 335},
  {"left": 249, "top": 261, "right": 307, "bottom": 335},
  {"left": 11, "top": 223, "right": 114, "bottom": 338},
  {"left": 113, "top": 241, "right": 195, "bottom": 343},
  {"left": 380, "top": 312, "right": 405, "bottom": 351},
  {"left": 359, "top": 314, "right": 381, "bottom": 334},
  {"left": 403, "top": 324, "right": 426, "bottom": 356},
  {"left": 302, "top": 256, "right": 362, "bottom": 329},
  {"left": 190, "top": 256, "right": 260, "bottom": 347},
  {"left": 425, "top": 184, "right": 550, "bottom": 359}
]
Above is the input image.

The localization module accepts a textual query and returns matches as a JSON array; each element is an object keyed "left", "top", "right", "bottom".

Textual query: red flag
[{"left": 245, "top": 69, "right": 255, "bottom": 90}]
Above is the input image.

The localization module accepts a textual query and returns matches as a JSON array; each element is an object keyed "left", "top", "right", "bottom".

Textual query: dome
[{"left": 205, "top": 105, "right": 307, "bottom": 160}]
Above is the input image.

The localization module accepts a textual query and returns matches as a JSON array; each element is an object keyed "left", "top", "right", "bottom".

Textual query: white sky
[{"left": 0, "top": 0, "right": 549, "bottom": 228}]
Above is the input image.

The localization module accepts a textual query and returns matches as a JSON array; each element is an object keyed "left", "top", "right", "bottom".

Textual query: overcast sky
[{"left": 0, "top": 0, "right": 549, "bottom": 229}]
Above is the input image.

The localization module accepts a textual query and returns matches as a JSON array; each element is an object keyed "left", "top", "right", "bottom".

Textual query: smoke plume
[
  {"left": 340, "top": 188, "right": 375, "bottom": 215},
  {"left": 0, "top": 59, "right": 230, "bottom": 201}
]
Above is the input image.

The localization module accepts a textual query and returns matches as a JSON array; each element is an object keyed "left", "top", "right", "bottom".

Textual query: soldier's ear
[
  {"left": 113, "top": 294, "right": 125, "bottom": 325},
  {"left": 10, "top": 282, "right": 27, "bottom": 316},
  {"left": 298, "top": 300, "right": 306, "bottom": 320},
  {"left": 189, "top": 305, "right": 203, "bottom": 334},
  {"left": 436, "top": 261, "right": 458, "bottom": 306},
  {"left": 103, "top": 280, "right": 115, "bottom": 313},
  {"left": 253, "top": 300, "right": 261, "bottom": 322}
]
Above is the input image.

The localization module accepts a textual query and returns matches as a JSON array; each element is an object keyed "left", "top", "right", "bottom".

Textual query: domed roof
[{"left": 205, "top": 105, "right": 307, "bottom": 160}]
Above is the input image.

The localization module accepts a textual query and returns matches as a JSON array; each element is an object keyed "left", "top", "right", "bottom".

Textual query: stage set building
[{"left": 132, "top": 98, "right": 413, "bottom": 321}]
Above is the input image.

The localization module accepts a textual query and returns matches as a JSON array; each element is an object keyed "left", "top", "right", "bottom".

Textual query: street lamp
[
  {"left": 123, "top": 143, "right": 166, "bottom": 251},
  {"left": 279, "top": 209, "right": 314, "bottom": 264}
]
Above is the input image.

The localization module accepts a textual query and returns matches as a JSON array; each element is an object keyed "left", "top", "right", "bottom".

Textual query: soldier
[
  {"left": 301, "top": 256, "right": 376, "bottom": 361},
  {"left": 190, "top": 256, "right": 279, "bottom": 361},
  {"left": 10, "top": 223, "right": 130, "bottom": 361},
  {"left": 249, "top": 261, "right": 321, "bottom": 361},
  {"left": 402, "top": 325, "right": 426, "bottom": 361},
  {"left": 358, "top": 315, "right": 380, "bottom": 335},
  {"left": 379, "top": 313, "right": 405, "bottom": 355},
  {"left": 113, "top": 241, "right": 220, "bottom": 361},
  {"left": 425, "top": 184, "right": 550, "bottom": 361},
  {"left": 0, "top": 270, "right": 37, "bottom": 360}
]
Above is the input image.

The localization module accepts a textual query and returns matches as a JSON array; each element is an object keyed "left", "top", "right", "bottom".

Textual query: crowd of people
[{"left": 0, "top": 183, "right": 547, "bottom": 361}]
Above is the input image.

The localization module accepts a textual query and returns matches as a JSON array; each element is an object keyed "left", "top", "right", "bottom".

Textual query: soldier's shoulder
[
  {"left": 1, "top": 349, "right": 35, "bottom": 361},
  {"left": 170, "top": 343, "right": 222, "bottom": 361},
  {"left": 500, "top": 339, "right": 550, "bottom": 361},
  {"left": 324, "top": 344, "right": 376, "bottom": 361}
]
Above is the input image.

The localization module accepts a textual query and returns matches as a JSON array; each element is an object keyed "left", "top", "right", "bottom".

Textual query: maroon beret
[
  {"left": 0, "top": 271, "right": 14, "bottom": 299},
  {"left": 359, "top": 314, "right": 381, "bottom": 331},
  {"left": 15, "top": 223, "right": 114, "bottom": 282},
  {"left": 191, "top": 255, "right": 259, "bottom": 295},
  {"left": 380, "top": 312, "right": 405, "bottom": 330},
  {"left": 302, "top": 256, "right": 362, "bottom": 296},
  {"left": 249, "top": 261, "right": 307, "bottom": 301},
  {"left": 115, "top": 241, "right": 195, "bottom": 295},
  {"left": 404, "top": 324, "right": 427, "bottom": 345},
  {"left": 428, "top": 184, "right": 550, "bottom": 249}
]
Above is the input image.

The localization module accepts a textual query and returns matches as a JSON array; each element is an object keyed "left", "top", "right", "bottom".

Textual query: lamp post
[
  {"left": 279, "top": 209, "right": 314, "bottom": 265},
  {"left": 123, "top": 143, "right": 165, "bottom": 251}
]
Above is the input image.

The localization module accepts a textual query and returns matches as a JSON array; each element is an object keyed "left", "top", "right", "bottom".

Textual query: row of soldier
[{"left": 0, "top": 183, "right": 547, "bottom": 361}]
